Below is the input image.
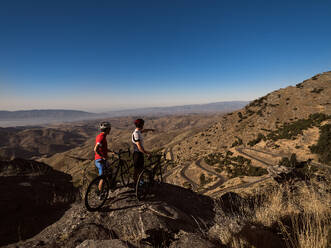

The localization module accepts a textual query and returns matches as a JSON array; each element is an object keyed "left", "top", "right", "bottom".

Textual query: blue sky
[{"left": 1, "top": 0, "right": 331, "bottom": 112}]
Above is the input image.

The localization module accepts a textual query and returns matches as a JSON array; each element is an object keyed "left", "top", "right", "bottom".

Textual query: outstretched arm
[{"left": 141, "top": 128, "right": 155, "bottom": 133}]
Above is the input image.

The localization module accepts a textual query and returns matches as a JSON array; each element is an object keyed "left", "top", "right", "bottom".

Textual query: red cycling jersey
[{"left": 95, "top": 132, "right": 108, "bottom": 160}]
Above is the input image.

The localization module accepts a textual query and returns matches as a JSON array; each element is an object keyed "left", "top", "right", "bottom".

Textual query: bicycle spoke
[{"left": 85, "top": 176, "right": 109, "bottom": 211}]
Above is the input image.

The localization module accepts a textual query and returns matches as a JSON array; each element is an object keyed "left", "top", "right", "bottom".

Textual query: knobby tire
[
  {"left": 85, "top": 175, "right": 110, "bottom": 212},
  {"left": 135, "top": 169, "right": 153, "bottom": 201}
]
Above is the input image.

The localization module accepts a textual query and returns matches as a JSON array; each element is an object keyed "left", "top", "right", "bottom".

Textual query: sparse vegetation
[
  {"left": 257, "top": 109, "right": 264, "bottom": 117},
  {"left": 247, "top": 133, "right": 266, "bottom": 146},
  {"left": 296, "top": 82, "right": 304, "bottom": 88},
  {"left": 266, "top": 113, "right": 330, "bottom": 141},
  {"left": 312, "top": 75, "right": 319, "bottom": 80},
  {"left": 246, "top": 109, "right": 255, "bottom": 116},
  {"left": 231, "top": 137, "right": 243, "bottom": 147},
  {"left": 248, "top": 96, "right": 267, "bottom": 107},
  {"left": 278, "top": 153, "right": 318, "bottom": 178},
  {"left": 310, "top": 124, "right": 331, "bottom": 165},
  {"left": 204, "top": 152, "right": 224, "bottom": 165},
  {"left": 205, "top": 152, "right": 267, "bottom": 178},
  {"left": 237, "top": 112, "right": 248, "bottom": 123},
  {"left": 199, "top": 173, "right": 212, "bottom": 186},
  {"left": 311, "top": 88, "right": 324, "bottom": 93}
]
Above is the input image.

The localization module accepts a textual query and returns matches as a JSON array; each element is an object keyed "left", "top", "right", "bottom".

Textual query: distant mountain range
[
  {"left": 0, "top": 110, "right": 94, "bottom": 120},
  {"left": 0, "top": 101, "right": 248, "bottom": 127},
  {"left": 106, "top": 101, "right": 249, "bottom": 117}
]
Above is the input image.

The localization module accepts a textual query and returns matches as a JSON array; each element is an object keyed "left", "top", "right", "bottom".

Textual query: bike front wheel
[
  {"left": 85, "top": 175, "right": 109, "bottom": 211},
  {"left": 135, "top": 169, "right": 153, "bottom": 201}
]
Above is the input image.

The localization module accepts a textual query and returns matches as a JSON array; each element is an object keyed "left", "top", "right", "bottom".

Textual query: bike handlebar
[{"left": 110, "top": 148, "right": 131, "bottom": 156}]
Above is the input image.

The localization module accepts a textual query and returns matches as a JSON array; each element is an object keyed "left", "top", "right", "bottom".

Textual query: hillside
[
  {"left": 171, "top": 72, "right": 330, "bottom": 163},
  {"left": 161, "top": 72, "right": 330, "bottom": 195},
  {"left": 0, "top": 124, "right": 95, "bottom": 160}
]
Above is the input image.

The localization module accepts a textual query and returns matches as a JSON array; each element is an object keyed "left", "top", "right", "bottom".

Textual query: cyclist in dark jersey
[
  {"left": 132, "top": 118, "right": 155, "bottom": 183},
  {"left": 94, "top": 121, "right": 113, "bottom": 191}
]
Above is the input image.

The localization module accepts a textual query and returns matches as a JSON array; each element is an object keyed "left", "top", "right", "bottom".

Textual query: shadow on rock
[
  {"left": 0, "top": 158, "right": 78, "bottom": 246},
  {"left": 234, "top": 223, "right": 286, "bottom": 248},
  {"left": 91, "top": 182, "right": 216, "bottom": 247},
  {"left": 151, "top": 182, "right": 216, "bottom": 230}
]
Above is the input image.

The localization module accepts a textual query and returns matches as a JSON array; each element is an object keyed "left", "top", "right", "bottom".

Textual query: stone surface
[
  {"left": 0, "top": 159, "right": 78, "bottom": 246},
  {"left": 75, "top": 239, "right": 129, "bottom": 248}
]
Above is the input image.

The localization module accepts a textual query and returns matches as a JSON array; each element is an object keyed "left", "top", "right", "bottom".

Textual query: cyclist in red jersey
[{"left": 94, "top": 121, "right": 113, "bottom": 191}]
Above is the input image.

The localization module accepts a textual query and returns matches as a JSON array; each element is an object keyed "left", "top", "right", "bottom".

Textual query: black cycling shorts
[{"left": 133, "top": 151, "right": 144, "bottom": 169}]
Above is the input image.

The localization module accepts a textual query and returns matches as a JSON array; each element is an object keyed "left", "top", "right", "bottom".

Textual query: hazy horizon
[
  {"left": 1, "top": 1, "right": 331, "bottom": 111},
  {"left": 0, "top": 100, "right": 249, "bottom": 113}
]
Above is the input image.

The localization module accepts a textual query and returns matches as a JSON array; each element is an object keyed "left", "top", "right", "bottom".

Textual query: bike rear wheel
[
  {"left": 85, "top": 175, "right": 109, "bottom": 211},
  {"left": 135, "top": 169, "right": 153, "bottom": 201},
  {"left": 120, "top": 160, "right": 131, "bottom": 186}
]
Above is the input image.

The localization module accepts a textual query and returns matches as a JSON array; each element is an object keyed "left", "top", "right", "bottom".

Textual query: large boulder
[{"left": 0, "top": 158, "right": 78, "bottom": 246}]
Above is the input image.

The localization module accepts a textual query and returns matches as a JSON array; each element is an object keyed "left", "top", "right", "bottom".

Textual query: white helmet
[{"left": 99, "top": 121, "right": 111, "bottom": 131}]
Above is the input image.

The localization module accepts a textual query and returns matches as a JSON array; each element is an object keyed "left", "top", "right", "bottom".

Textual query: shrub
[
  {"left": 247, "top": 166, "right": 268, "bottom": 176},
  {"left": 246, "top": 109, "right": 255, "bottom": 116},
  {"left": 226, "top": 150, "right": 233, "bottom": 157},
  {"left": 310, "top": 124, "right": 331, "bottom": 165},
  {"left": 311, "top": 88, "right": 324, "bottom": 93},
  {"left": 267, "top": 113, "right": 330, "bottom": 141},
  {"left": 257, "top": 109, "right": 264, "bottom": 117},
  {"left": 248, "top": 96, "right": 267, "bottom": 107},
  {"left": 296, "top": 82, "right": 304, "bottom": 88},
  {"left": 231, "top": 137, "right": 243, "bottom": 147},
  {"left": 247, "top": 133, "right": 266, "bottom": 146},
  {"left": 200, "top": 173, "right": 206, "bottom": 185},
  {"left": 204, "top": 152, "right": 225, "bottom": 165}
]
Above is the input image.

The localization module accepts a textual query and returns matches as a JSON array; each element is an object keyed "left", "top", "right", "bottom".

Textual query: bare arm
[
  {"left": 136, "top": 141, "right": 150, "bottom": 155},
  {"left": 141, "top": 128, "right": 155, "bottom": 133},
  {"left": 94, "top": 143, "right": 105, "bottom": 159}
]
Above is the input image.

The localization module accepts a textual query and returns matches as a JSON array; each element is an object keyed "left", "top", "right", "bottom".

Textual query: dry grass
[
  {"left": 219, "top": 178, "right": 330, "bottom": 248},
  {"left": 253, "top": 182, "right": 331, "bottom": 248},
  {"left": 277, "top": 183, "right": 330, "bottom": 248}
]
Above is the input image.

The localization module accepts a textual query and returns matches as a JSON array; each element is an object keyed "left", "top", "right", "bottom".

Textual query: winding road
[
  {"left": 163, "top": 144, "right": 330, "bottom": 197},
  {"left": 165, "top": 147, "right": 302, "bottom": 197}
]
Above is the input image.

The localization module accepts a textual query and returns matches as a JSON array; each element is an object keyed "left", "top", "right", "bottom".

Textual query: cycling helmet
[
  {"left": 99, "top": 121, "right": 111, "bottom": 131},
  {"left": 134, "top": 118, "right": 144, "bottom": 128}
]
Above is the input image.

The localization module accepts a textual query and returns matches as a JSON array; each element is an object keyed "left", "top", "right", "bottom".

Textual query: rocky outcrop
[
  {"left": 0, "top": 159, "right": 78, "bottom": 246},
  {"left": 3, "top": 181, "right": 288, "bottom": 248}
]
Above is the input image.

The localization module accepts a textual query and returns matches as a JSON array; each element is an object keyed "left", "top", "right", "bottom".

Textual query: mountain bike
[
  {"left": 135, "top": 154, "right": 164, "bottom": 201},
  {"left": 85, "top": 149, "right": 132, "bottom": 211}
]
